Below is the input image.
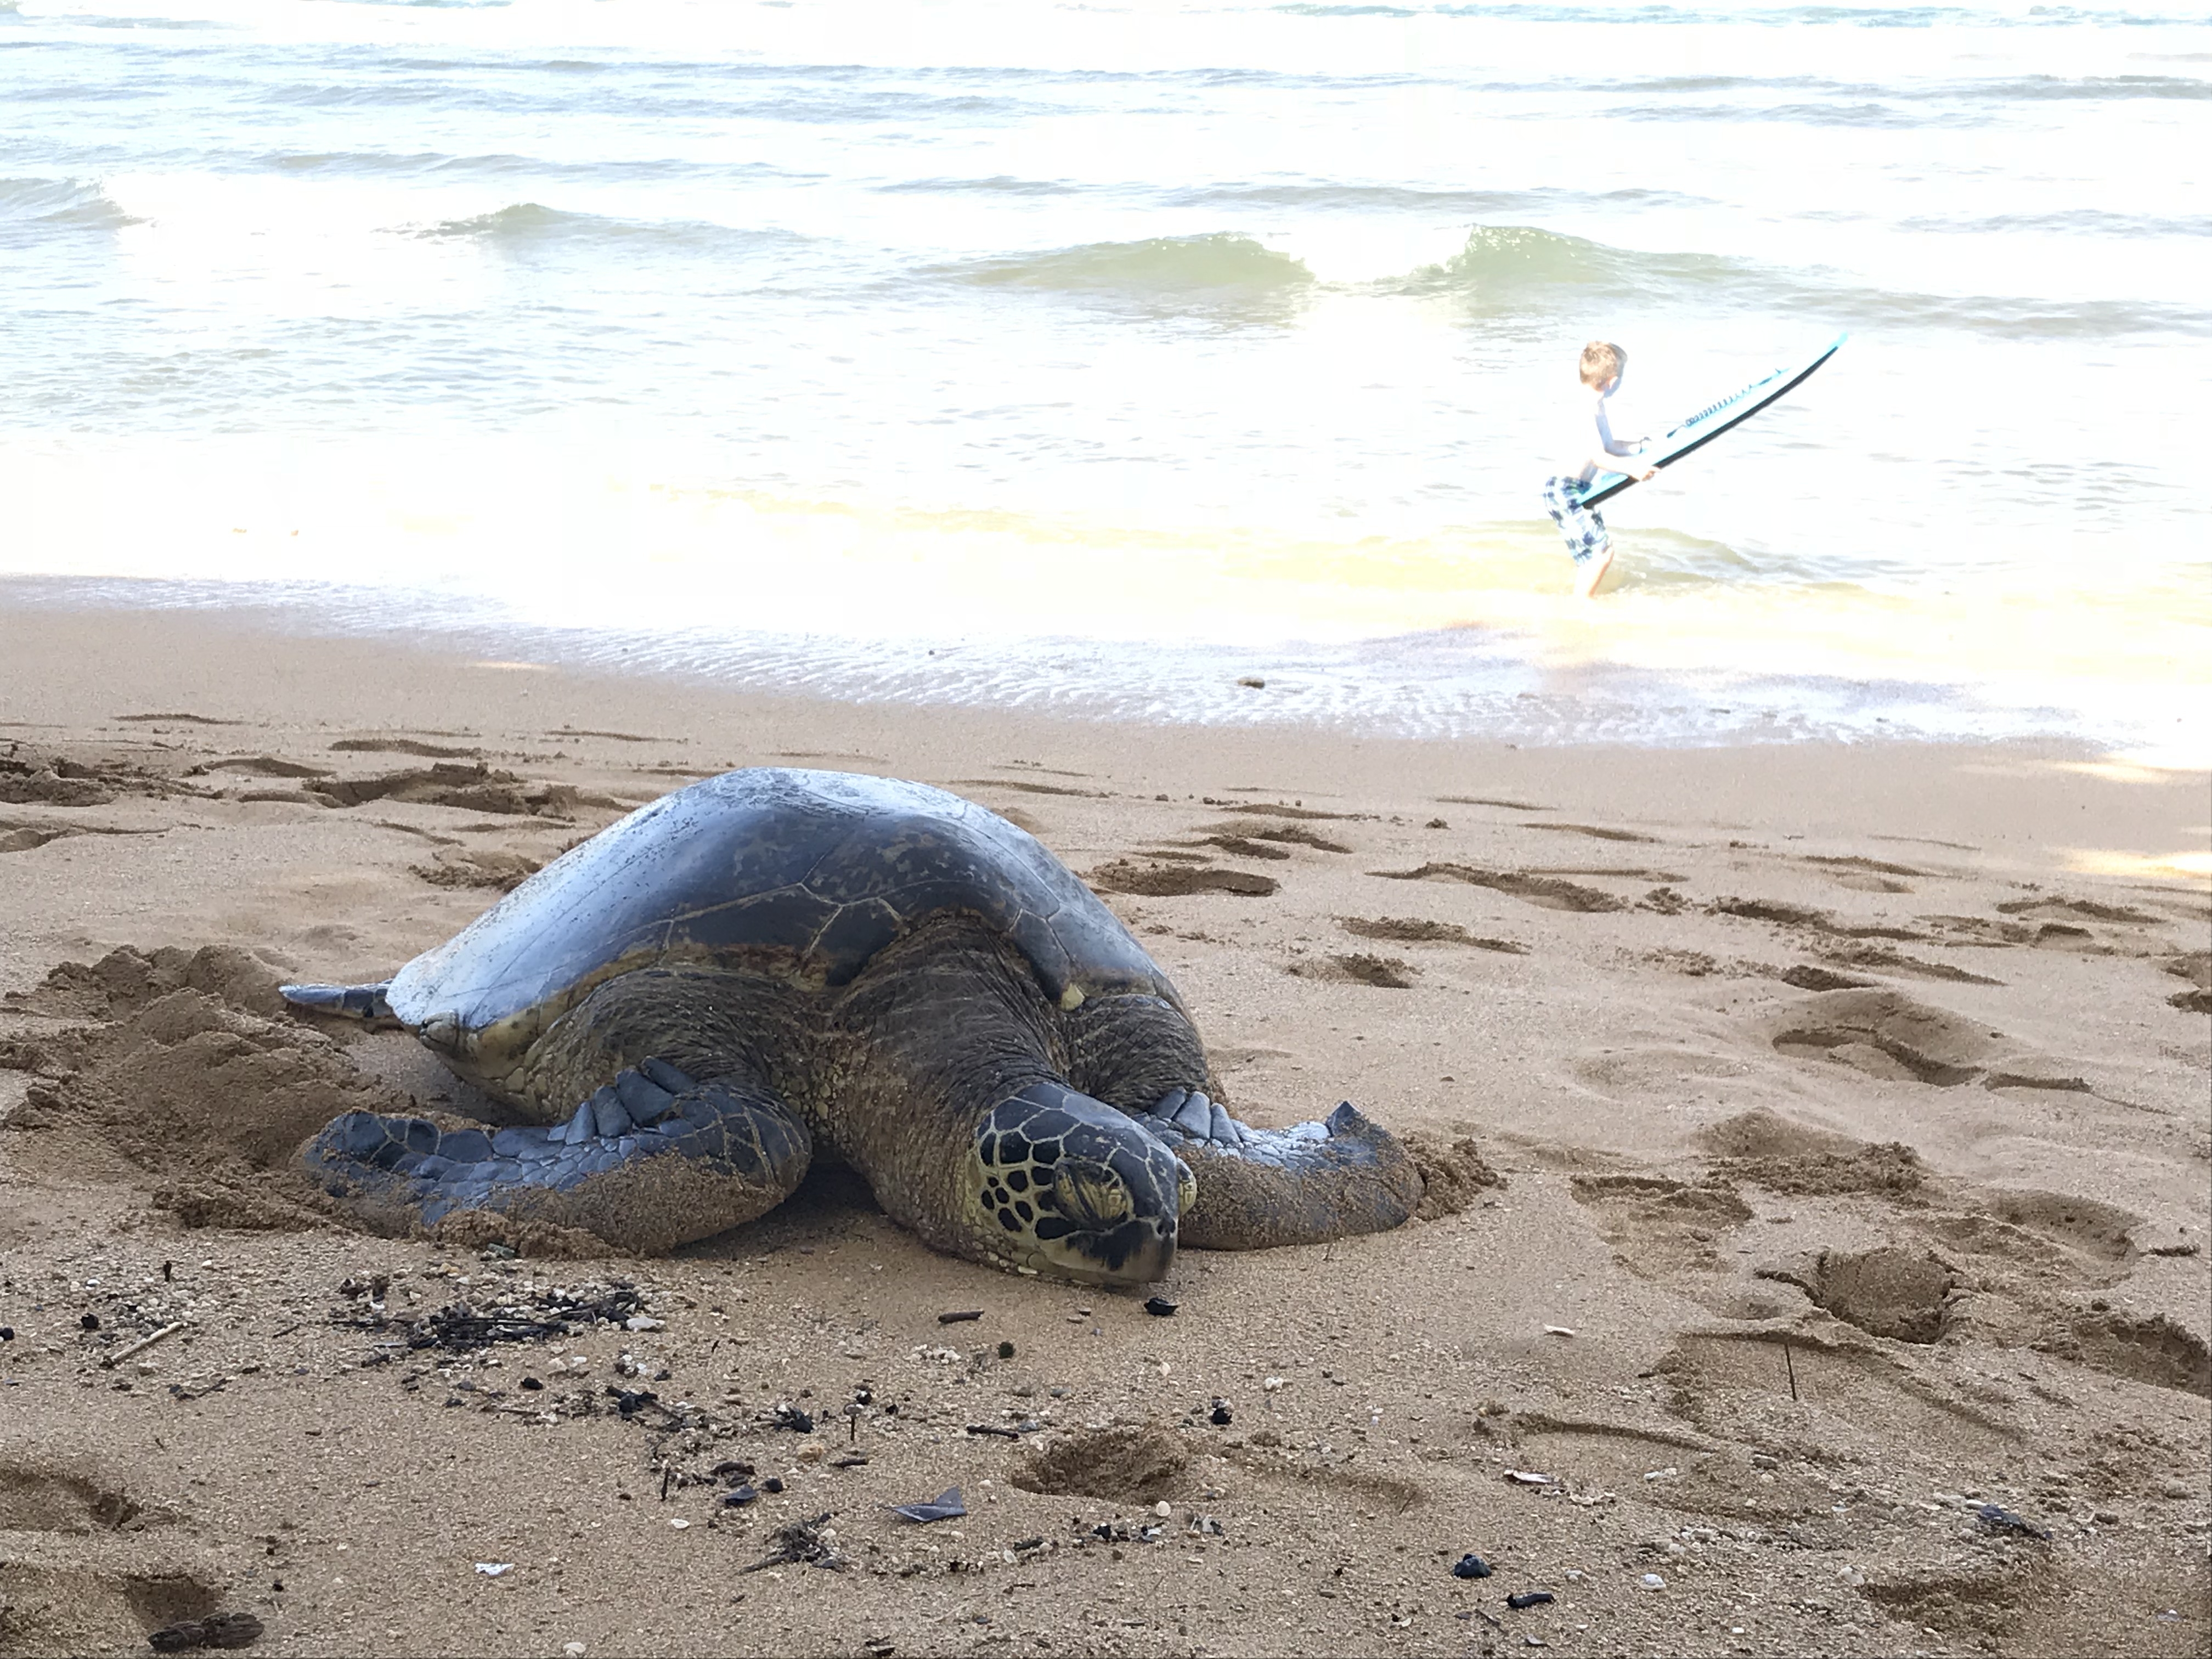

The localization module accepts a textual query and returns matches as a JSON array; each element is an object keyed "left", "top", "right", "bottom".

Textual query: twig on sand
[{"left": 100, "top": 1322, "right": 184, "bottom": 1370}]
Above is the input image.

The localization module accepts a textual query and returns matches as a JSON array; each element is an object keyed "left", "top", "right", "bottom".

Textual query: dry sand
[{"left": 1, "top": 601, "right": 2207, "bottom": 1659}]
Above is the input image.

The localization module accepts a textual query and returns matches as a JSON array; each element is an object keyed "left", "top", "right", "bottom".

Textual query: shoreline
[
  {"left": 5, "top": 572, "right": 2202, "bottom": 763},
  {"left": 1, "top": 598, "right": 2206, "bottom": 1657}
]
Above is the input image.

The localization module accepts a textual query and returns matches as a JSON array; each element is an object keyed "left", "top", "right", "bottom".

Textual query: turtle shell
[{"left": 386, "top": 769, "right": 1173, "bottom": 1050}]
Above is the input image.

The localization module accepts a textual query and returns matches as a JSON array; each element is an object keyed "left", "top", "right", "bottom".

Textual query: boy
[{"left": 1542, "top": 340, "right": 1657, "bottom": 600}]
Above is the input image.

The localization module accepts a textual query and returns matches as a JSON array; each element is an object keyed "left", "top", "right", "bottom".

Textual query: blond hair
[{"left": 1578, "top": 340, "right": 1624, "bottom": 388}]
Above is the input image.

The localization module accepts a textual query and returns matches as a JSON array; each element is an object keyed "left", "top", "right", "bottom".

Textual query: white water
[{"left": 4, "top": 0, "right": 2208, "bottom": 756}]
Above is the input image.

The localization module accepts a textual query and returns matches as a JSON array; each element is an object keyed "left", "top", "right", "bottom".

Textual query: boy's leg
[
  {"left": 1544, "top": 477, "right": 1614, "bottom": 598},
  {"left": 1572, "top": 541, "right": 1615, "bottom": 600}
]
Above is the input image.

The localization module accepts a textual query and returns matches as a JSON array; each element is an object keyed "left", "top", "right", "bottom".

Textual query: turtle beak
[{"left": 1062, "top": 1215, "right": 1176, "bottom": 1285}]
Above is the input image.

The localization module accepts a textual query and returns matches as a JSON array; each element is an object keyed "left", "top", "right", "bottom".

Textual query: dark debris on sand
[{"left": 332, "top": 1280, "right": 645, "bottom": 1351}]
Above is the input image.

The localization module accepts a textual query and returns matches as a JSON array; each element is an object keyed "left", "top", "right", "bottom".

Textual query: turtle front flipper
[
  {"left": 1133, "top": 1090, "right": 1422, "bottom": 1251},
  {"left": 302, "top": 1058, "right": 811, "bottom": 1254},
  {"left": 280, "top": 980, "right": 393, "bottom": 1020}
]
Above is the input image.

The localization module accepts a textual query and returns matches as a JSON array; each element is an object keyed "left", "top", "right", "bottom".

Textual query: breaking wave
[
  {"left": 409, "top": 201, "right": 797, "bottom": 256},
  {"left": 949, "top": 233, "right": 1313, "bottom": 293},
  {"left": 0, "top": 176, "right": 136, "bottom": 229}
]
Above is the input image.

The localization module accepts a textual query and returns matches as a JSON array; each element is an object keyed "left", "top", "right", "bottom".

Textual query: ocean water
[{"left": 3, "top": 0, "right": 2208, "bottom": 757}]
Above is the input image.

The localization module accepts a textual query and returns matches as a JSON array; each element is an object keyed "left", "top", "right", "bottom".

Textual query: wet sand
[{"left": 1, "top": 601, "right": 2207, "bottom": 1658}]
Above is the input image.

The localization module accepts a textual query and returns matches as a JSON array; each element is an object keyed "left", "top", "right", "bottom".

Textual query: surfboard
[{"left": 1583, "top": 333, "right": 1846, "bottom": 509}]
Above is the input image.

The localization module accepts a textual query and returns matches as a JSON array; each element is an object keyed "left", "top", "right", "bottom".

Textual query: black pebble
[
  {"left": 80, "top": 1312, "right": 101, "bottom": 1331},
  {"left": 0, "top": 1327, "right": 13, "bottom": 1342},
  {"left": 1209, "top": 1402, "right": 1233, "bottom": 1427},
  {"left": 997, "top": 1340, "right": 1015, "bottom": 1360},
  {"left": 1505, "top": 1590, "right": 1554, "bottom": 1610},
  {"left": 1452, "top": 1553, "right": 1492, "bottom": 1580},
  {"left": 723, "top": 1485, "right": 758, "bottom": 1507},
  {"left": 520, "top": 1376, "right": 544, "bottom": 1391},
  {"left": 762, "top": 1477, "right": 785, "bottom": 1494},
  {"left": 1142, "top": 1296, "right": 1178, "bottom": 1317},
  {"left": 271, "top": 1581, "right": 283, "bottom": 1593}
]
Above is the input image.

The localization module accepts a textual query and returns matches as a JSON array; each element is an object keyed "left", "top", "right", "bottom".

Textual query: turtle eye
[{"left": 1053, "top": 1159, "right": 1132, "bottom": 1228}]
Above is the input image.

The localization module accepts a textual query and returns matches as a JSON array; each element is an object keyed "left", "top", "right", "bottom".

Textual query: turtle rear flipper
[
  {"left": 302, "top": 1058, "right": 812, "bottom": 1254},
  {"left": 280, "top": 981, "right": 394, "bottom": 1020},
  {"left": 1136, "top": 1092, "right": 1422, "bottom": 1251}
]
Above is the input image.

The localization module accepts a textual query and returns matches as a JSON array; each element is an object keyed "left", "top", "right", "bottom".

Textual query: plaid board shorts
[{"left": 1542, "top": 475, "right": 1609, "bottom": 565}]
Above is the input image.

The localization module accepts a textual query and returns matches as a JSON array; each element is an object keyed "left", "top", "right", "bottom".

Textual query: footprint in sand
[
  {"left": 1088, "top": 860, "right": 1278, "bottom": 898},
  {"left": 330, "top": 736, "right": 483, "bottom": 759},
  {"left": 1570, "top": 1105, "right": 2173, "bottom": 1391},
  {"left": 774, "top": 747, "right": 887, "bottom": 761},
  {"left": 1198, "top": 820, "right": 1352, "bottom": 854},
  {"left": 1568, "top": 1173, "right": 1754, "bottom": 1284},
  {"left": 410, "top": 847, "right": 546, "bottom": 892},
  {"left": 1756, "top": 1246, "right": 1959, "bottom": 1344},
  {"left": 0, "top": 1458, "right": 228, "bottom": 1658},
  {"left": 1011, "top": 1424, "right": 1189, "bottom": 1504},
  {"left": 1528, "top": 822, "right": 1657, "bottom": 844},
  {"left": 1211, "top": 801, "right": 1362, "bottom": 822},
  {"left": 1801, "top": 853, "right": 1928, "bottom": 894},
  {"left": 1768, "top": 987, "right": 1997, "bottom": 1086},
  {"left": 1372, "top": 861, "right": 1624, "bottom": 913},
  {"left": 0, "top": 819, "right": 164, "bottom": 856},
  {"left": 1712, "top": 898, "right": 2003, "bottom": 985},
  {"left": 1337, "top": 916, "right": 1525, "bottom": 953},
  {"left": 1289, "top": 952, "right": 1416, "bottom": 989},
  {"left": 1013, "top": 1421, "right": 1423, "bottom": 1514},
  {"left": 1766, "top": 988, "right": 2095, "bottom": 1093},
  {"left": 2164, "top": 952, "right": 2210, "bottom": 1014},
  {"left": 2058, "top": 1310, "right": 2212, "bottom": 1398},
  {"left": 1994, "top": 894, "right": 2183, "bottom": 959},
  {"left": 950, "top": 777, "right": 1106, "bottom": 799},
  {"left": 1196, "top": 834, "right": 1292, "bottom": 862},
  {"left": 305, "top": 762, "right": 625, "bottom": 819},
  {"left": 0, "top": 747, "right": 174, "bottom": 808},
  {"left": 185, "top": 754, "right": 332, "bottom": 781},
  {"left": 1502, "top": 1414, "right": 1828, "bottom": 1523},
  {"left": 1656, "top": 1332, "right": 2021, "bottom": 1460},
  {"left": 1433, "top": 795, "right": 1552, "bottom": 812}
]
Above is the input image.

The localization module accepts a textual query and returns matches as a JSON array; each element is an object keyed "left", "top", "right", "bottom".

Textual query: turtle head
[{"left": 966, "top": 1081, "right": 1190, "bottom": 1285}]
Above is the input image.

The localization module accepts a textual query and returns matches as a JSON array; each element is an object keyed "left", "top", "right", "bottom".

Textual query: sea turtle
[{"left": 281, "top": 768, "right": 1422, "bottom": 1280}]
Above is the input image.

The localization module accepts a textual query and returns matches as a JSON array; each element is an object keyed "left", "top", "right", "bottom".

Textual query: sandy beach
[{"left": 0, "top": 601, "right": 2205, "bottom": 1658}]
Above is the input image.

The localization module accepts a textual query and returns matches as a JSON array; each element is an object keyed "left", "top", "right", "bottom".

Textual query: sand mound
[
  {"left": 4, "top": 944, "right": 289, "bottom": 1023},
  {"left": 1698, "top": 1107, "right": 1927, "bottom": 1197},
  {"left": 5, "top": 956, "right": 414, "bottom": 1231},
  {"left": 1405, "top": 1132, "right": 1505, "bottom": 1220}
]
